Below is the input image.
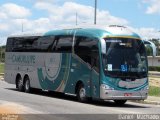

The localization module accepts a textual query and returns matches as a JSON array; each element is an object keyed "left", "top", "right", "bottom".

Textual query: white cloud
[
  {"left": 1, "top": 1, "right": 159, "bottom": 46},
  {"left": 34, "top": 1, "right": 128, "bottom": 26},
  {"left": 0, "top": 12, "right": 7, "bottom": 19},
  {"left": 0, "top": 37, "right": 7, "bottom": 45},
  {"left": 9, "top": 18, "right": 52, "bottom": 33},
  {"left": 0, "top": 1, "right": 130, "bottom": 45},
  {"left": 142, "top": 0, "right": 160, "bottom": 14},
  {"left": 0, "top": 2, "right": 51, "bottom": 43},
  {"left": 34, "top": 0, "right": 55, "bottom": 3},
  {"left": 97, "top": 10, "right": 128, "bottom": 25},
  {"left": 0, "top": 3, "right": 31, "bottom": 18},
  {"left": 0, "top": 23, "right": 9, "bottom": 31},
  {"left": 133, "top": 27, "right": 160, "bottom": 39}
]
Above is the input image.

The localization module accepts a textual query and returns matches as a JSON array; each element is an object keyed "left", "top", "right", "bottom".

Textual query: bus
[{"left": 5, "top": 25, "right": 148, "bottom": 105}]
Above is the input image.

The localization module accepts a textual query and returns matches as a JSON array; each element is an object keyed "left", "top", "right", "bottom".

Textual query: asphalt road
[{"left": 0, "top": 80, "right": 160, "bottom": 120}]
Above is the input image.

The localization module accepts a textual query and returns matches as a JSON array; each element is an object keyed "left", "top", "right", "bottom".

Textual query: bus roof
[
  {"left": 104, "top": 25, "right": 141, "bottom": 39},
  {"left": 8, "top": 25, "right": 141, "bottom": 40},
  {"left": 8, "top": 32, "right": 44, "bottom": 38},
  {"left": 45, "top": 28, "right": 109, "bottom": 38},
  {"left": 45, "top": 25, "right": 141, "bottom": 40}
]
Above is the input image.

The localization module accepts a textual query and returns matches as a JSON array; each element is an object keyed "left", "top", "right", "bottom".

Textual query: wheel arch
[{"left": 75, "top": 80, "right": 84, "bottom": 94}]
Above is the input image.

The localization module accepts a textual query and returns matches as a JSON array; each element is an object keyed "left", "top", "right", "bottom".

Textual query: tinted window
[
  {"left": 6, "top": 35, "right": 73, "bottom": 53},
  {"left": 53, "top": 36, "right": 73, "bottom": 53},
  {"left": 6, "top": 37, "right": 40, "bottom": 52},
  {"left": 74, "top": 37, "right": 99, "bottom": 72},
  {"left": 6, "top": 38, "right": 13, "bottom": 52},
  {"left": 33, "top": 36, "right": 55, "bottom": 52},
  {"left": 103, "top": 38, "right": 148, "bottom": 79}
]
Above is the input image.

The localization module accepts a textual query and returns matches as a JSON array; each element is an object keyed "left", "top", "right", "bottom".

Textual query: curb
[
  {"left": 149, "top": 72, "right": 160, "bottom": 77},
  {"left": 0, "top": 73, "right": 4, "bottom": 76},
  {"left": 0, "top": 78, "right": 4, "bottom": 81},
  {"left": 149, "top": 75, "right": 160, "bottom": 78},
  {"left": 0, "top": 73, "right": 4, "bottom": 81},
  {"left": 131, "top": 100, "right": 160, "bottom": 105}
]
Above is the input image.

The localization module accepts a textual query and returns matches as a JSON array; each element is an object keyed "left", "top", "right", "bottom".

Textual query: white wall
[{"left": 148, "top": 56, "right": 160, "bottom": 67}]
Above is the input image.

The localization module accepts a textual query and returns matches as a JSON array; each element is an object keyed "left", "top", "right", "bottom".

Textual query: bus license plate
[{"left": 124, "top": 93, "right": 132, "bottom": 96}]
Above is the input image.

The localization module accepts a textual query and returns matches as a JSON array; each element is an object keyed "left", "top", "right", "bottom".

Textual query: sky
[{"left": 0, "top": 0, "right": 160, "bottom": 45}]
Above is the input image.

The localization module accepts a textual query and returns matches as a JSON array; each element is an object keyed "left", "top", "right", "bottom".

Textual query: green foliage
[
  {"left": 149, "top": 66, "right": 160, "bottom": 72},
  {"left": 151, "top": 39, "right": 159, "bottom": 46},
  {"left": 145, "top": 45, "right": 153, "bottom": 56},
  {"left": 0, "top": 46, "right": 5, "bottom": 63},
  {"left": 0, "top": 63, "right": 4, "bottom": 73},
  {"left": 149, "top": 86, "right": 160, "bottom": 97}
]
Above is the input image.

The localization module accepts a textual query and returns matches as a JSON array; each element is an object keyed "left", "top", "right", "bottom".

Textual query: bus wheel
[
  {"left": 77, "top": 84, "right": 87, "bottom": 102},
  {"left": 17, "top": 76, "right": 24, "bottom": 92},
  {"left": 24, "top": 77, "right": 31, "bottom": 93},
  {"left": 114, "top": 100, "right": 127, "bottom": 105}
]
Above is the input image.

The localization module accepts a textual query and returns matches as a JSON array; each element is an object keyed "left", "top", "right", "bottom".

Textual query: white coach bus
[{"left": 5, "top": 26, "right": 148, "bottom": 105}]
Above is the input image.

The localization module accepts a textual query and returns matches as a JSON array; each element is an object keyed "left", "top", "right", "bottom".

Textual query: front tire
[
  {"left": 77, "top": 84, "right": 88, "bottom": 102},
  {"left": 114, "top": 100, "right": 127, "bottom": 105},
  {"left": 24, "top": 77, "right": 31, "bottom": 93}
]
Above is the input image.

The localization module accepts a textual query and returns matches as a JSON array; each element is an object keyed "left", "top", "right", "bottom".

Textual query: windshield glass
[{"left": 103, "top": 38, "right": 148, "bottom": 79}]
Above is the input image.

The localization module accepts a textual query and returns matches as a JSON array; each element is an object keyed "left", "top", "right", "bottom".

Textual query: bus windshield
[{"left": 103, "top": 37, "right": 148, "bottom": 79}]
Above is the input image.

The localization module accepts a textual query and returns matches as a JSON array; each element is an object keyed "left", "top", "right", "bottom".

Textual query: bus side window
[
  {"left": 12, "top": 38, "right": 24, "bottom": 52},
  {"left": 35, "top": 36, "right": 55, "bottom": 52},
  {"left": 54, "top": 36, "right": 73, "bottom": 53},
  {"left": 74, "top": 37, "right": 99, "bottom": 68},
  {"left": 25, "top": 37, "right": 40, "bottom": 52},
  {"left": 11, "top": 37, "right": 39, "bottom": 52},
  {"left": 6, "top": 38, "right": 13, "bottom": 52},
  {"left": 74, "top": 37, "right": 91, "bottom": 65}
]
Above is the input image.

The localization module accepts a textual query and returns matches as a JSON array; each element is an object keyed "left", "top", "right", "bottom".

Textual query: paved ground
[{"left": 0, "top": 81, "right": 160, "bottom": 120}]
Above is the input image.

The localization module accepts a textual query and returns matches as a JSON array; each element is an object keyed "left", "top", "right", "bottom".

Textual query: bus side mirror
[{"left": 100, "top": 39, "right": 106, "bottom": 54}]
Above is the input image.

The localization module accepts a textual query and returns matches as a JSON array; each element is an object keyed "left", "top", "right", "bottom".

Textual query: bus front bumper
[{"left": 100, "top": 84, "right": 148, "bottom": 100}]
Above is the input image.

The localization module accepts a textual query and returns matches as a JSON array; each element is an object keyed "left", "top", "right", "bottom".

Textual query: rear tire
[
  {"left": 17, "top": 76, "right": 24, "bottom": 92},
  {"left": 114, "top": 100, "right": 127, "bottom": 105},
  {"left": 77, "top": 84, "right": 88, "bottom": 102},
  {"left": 24, "top": 77, "right": 31, "bottom": 93}
]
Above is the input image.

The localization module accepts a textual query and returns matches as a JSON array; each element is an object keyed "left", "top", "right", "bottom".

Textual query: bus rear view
[{"left": 100, "top": 26, "right": 148, "bottom": 105}]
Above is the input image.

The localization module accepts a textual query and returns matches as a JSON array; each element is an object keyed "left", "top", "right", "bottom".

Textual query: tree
[
  {"left": 145, "top": 45, "right": 153, "bottom": 56},
  {"left": 0, "top": 46, "right": 5, "bottom": 63},
  {"left": 149, "top": 39, "right": 160, "bottom": 56}
]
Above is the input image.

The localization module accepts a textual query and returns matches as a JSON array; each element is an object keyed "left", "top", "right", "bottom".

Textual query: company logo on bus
[{"left": 11, "top": 55, "right": 35, "bottom": 64}]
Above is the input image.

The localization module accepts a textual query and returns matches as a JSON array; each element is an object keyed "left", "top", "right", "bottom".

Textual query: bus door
[{"left": 90, "top": 50, "right": 100, "bottom": 99}]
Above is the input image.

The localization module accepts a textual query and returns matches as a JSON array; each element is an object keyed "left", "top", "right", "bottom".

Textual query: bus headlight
[
  {"left": 101, "top": 84, "right": 114, "bottom": 90},
  {"left": 141, "top": 85, "right": 149, "bottom": 91}
]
